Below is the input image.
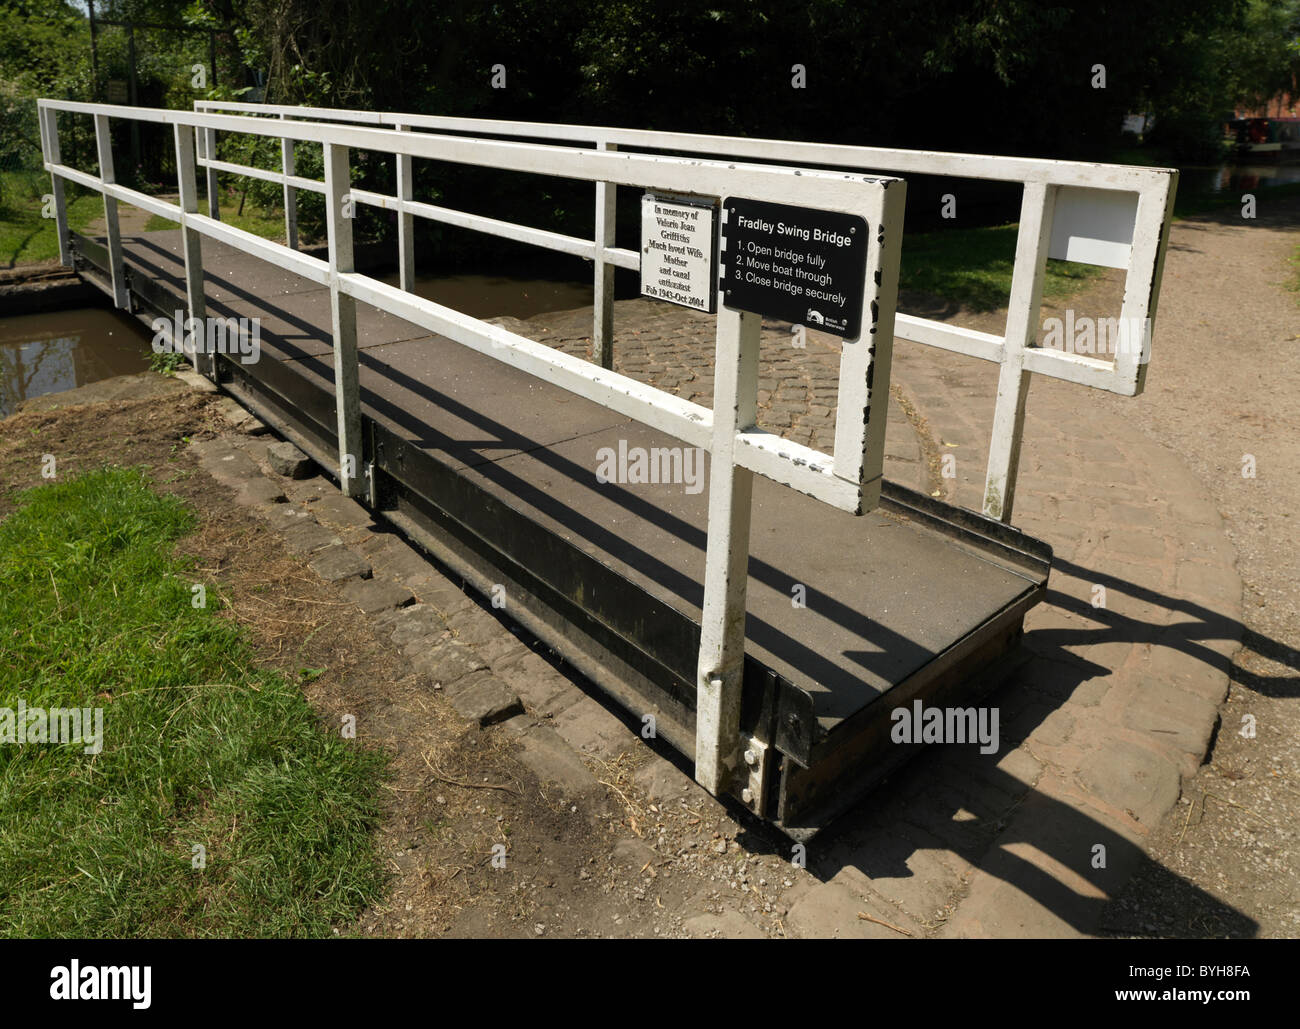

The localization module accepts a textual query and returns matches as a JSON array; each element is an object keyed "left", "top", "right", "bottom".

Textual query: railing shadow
[
  {"left": 1047, "top": 556, "right": 1298, "bottom": 698},
  {"left": 735, "top": 548, "right": 1290, "bottom": 936}
]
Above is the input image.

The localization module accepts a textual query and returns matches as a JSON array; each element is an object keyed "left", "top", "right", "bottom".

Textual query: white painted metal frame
[
  {"left": 38, "top": 98, "right": 906, "bottom": 799},
  {"left": 194, "top": 100, "right": 1179, "bottom": 523}
]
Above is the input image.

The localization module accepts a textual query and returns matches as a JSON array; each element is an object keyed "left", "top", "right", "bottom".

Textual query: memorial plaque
[
  {"left": 640, "top": 193, "right": 717, "bottom": 313},
  {"left": 721, "top": 197, "right": 869, "bottom": 339}
]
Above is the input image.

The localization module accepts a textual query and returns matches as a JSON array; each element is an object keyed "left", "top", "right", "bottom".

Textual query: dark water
[
  {"left": 0, "top": 275, "right": 594, "bottom": 415},
  {"left": 1179, "top": 161, "right": 1300, "bottom": 196},
  {"left": 0, "top": 307, "right": 152, "bottom": 418}
]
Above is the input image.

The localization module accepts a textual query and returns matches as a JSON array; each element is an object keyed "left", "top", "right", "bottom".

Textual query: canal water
[
  {"left": 0, "top": 307, "right": 152, "bottom": 418},
  {"left": 1179, "top": 160, "right": 1300, "bottom": 196},
  {"left": 0, "top": 274, "right": 594, "bottom": 417}
]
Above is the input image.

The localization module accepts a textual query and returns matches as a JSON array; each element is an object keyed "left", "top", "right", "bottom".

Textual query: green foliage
[
  {"left": 0, "top": 466, "right": 388, "bottom": 937},
  {"left": 147, "top": 348, "right": 187, "bottom": 375}
]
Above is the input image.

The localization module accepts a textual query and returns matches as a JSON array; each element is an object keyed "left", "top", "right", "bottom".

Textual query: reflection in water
[
  {"left": 0, "top": 307, "right": 152, "bottom": 417},
  {"left": 1181, "top": 161, "right": 1300, "bottom": 196},
  {"left": 0, "top": 276, "right": 594, "bottom": 417}
]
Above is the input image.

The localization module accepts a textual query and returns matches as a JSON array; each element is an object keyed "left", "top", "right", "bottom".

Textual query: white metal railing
[
  {"left": 36, "top": 98, "right": 907, "bottom": 798},
  {"left": 193, "top": 100, "right": 1179, "bottom": 525}
]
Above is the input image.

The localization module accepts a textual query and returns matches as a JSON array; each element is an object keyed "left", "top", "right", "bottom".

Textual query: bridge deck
[{"left": 92, "top": 228, "right": 1049, "bottom": 829}]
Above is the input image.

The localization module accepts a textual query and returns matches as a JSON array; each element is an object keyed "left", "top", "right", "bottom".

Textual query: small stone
[
  {"left": 450, "top": 676, "right": 524, "bottom": 726},
  {"left": 279, "top": 518, "right": 342, "bottom": 556},
  {"left": 309, "top": 545, "right": 372, "bottom": 583},
  {"left": 341, "top": 577, "right": 415, "bottom": 615},
  {"left": 267, "top": 440, "right": 313, "bottom": 479},
  {"left": 410, "top": 639, "right": 486, "bottom": 685},
  {"left": 390, "top": 605, "right": 446, "bottom": 647},
  {"left": 237, "top": 477, "right": 285, "bottom": 506}
]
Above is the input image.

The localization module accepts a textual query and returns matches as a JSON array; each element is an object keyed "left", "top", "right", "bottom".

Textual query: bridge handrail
[
  {"left": 36, "top": 96, "right": 907, "bottom": 796},
  {"left": 193, "top": 100, "right": 1179, "bottom": 524}
]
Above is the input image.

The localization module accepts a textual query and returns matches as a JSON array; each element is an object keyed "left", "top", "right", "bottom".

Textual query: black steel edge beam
[
  {"left": 367, "top": 418, "right": 819, "bottom": 763},
  {"left": 374, "top": 424, "right": 698, "bottom": 705},
  {"left": 805, "top": 584, "right": 1042, "bottom": 768},
  {"left": 209, "top": 341, "right": 821, "bottom": 765},
  {"left": 70, "top": 231, "right": 108, "bottom": 277},
  {"left": 880, "top": 479, "right": 1053, "bottom": 578}
]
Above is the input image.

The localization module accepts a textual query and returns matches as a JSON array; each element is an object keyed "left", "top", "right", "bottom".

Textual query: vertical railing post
[
  {"left": 592, "top": 140, "right": 617, "bottom": 369},
  {"left": 173, "top": 123, "right": 212, "bottom": 379},
  {"left": 324, "top": 142, "right": 363, "bottom": 499},
  {"left": 694, "top": 304, "right": 761, "bottom": 795},
  {"left": 93, "top": 113, "right": 129, "bottom": 310},
  {"left": 395, "top": 123, "right": 415, "bottom": 292},
  {"left": 204, "top": 127, "right": 220, "bottom": 220},
  {"left": 983, "top": 181, "right": 1057, "bottom": 522},
  {"left": 279, "top": 113, "right": 298, "bottom": 250},
  {"left": 38, "top": 106, "right": 72, "bottom": 268},
  {"left": 1116, "top": 175, "right": 1177, "bottom": 398},
  {"left": 831, "top": 181, "right": 907, "bottom": 511}
]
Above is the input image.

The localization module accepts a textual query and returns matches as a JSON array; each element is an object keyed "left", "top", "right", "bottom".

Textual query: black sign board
[{"left": 721, "top": 197, "right": 869, "bottom": 339}]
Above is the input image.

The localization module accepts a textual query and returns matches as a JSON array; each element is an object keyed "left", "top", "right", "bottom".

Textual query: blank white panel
[{"left": 1048, "top": 186, "right": 1138, "bottom": 269}]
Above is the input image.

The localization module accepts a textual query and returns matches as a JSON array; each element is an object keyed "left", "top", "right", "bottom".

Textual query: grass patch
[
  {"left": 145, "top": 196, "right": 288, "bottom": 243},
  {"left": 900, "top": 222, "right": 1102, "bottom": 312},
  {"left": 0, "top": 466, "right": 387, "bottom": 937},
  {"left": 0, "top": 170, "right": 102, "bottom": 268}
]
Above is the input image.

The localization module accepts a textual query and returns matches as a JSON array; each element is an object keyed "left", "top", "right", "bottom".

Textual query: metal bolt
[
  {"left": 741, "top": 788, "right": 754, "bottom": 804},
  {"left": 744, "top": 749, "right": 757, "bottom": 767}
]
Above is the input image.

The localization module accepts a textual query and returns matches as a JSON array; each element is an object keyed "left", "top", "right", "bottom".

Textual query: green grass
[
  {"left": 0, "top": 466, "right": 387, "bottom": 937},
  {"left": 900, "top": 222, "right": 1103, "bottom": 312},
  {"left": 0, "top": 169, "right": 103, "bottom": 268},
  {"left": 145, "top": 197, "right": 289, "bottom": 243}
]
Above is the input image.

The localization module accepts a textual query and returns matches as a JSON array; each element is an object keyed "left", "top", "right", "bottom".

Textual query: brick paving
[{"left": 491, "top": 299, "right": 932, "bottom": 489}]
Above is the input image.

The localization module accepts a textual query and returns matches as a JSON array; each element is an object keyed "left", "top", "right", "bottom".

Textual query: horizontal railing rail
[
  {"left": 37, "top": 97, "right": 907, "bottom": 800},
  {"left": 194, "top": 100, "right": 1179, "bottom": 523}
]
